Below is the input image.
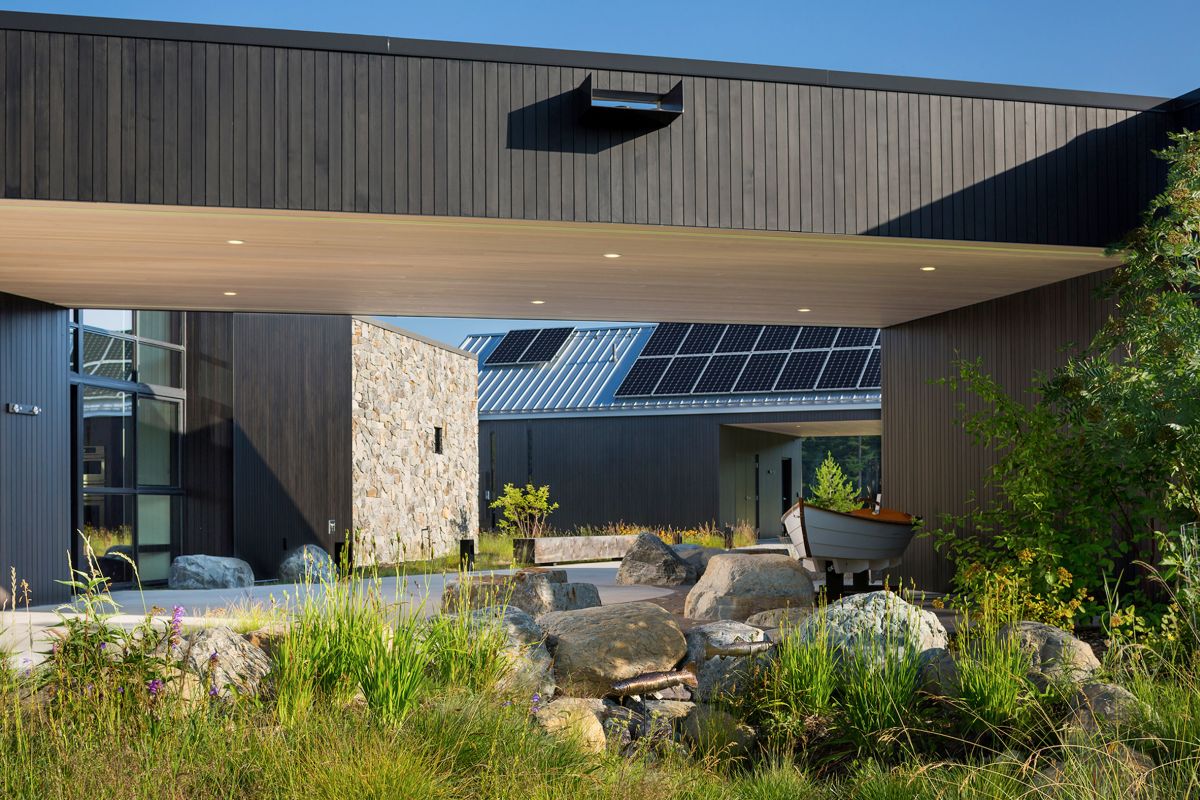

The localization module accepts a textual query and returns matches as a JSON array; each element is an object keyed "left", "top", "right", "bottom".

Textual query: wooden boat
[{"left": 781, "top": 499, "right": 917, "bottom": 575}]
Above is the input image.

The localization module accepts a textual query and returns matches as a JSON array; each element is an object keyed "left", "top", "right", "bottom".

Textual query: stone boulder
[
  {"left": 680, "top": 704, "right": 757, "bottom": 760},
  {"left": 616, "top": 533, "right": 697, "bottom": 586},
  {"left": 683, "top": 554, "right": 815, "bottom": 621},
  {"left": 1066, "top": 682, "right": 1142, "bottom": 732},
  {"left": 168, "top": 555, "right": 254, "bottom": 590},
  {"left": 182, "top": 626, "right": 272, "bottom": 697},
  {"left": 671, "top": 544, "right": 724, "bottom": 577},
  {"left": 442, "top": 567, "right": 601, "bottom": 617},
  {"left": 745, "top": 606, "right": 812, "bottom": 630},
  {"left": 918, "top": 648, "right": 962, "bottom": 697},
  {"left": 539, "top": 602, "right": 687, "bottom": 697},
  {"left": 277, "top": 544, "right": 336, "bottom": 584},
  {"left": 457, "top": 605, "right": 555, "bottom": 701},
  {"left": 799, "top": 591, "right": 947, "bottom": 665},
  {"left": 1000, "top": 621, "right": 1100, "bottom": 687},
  {"left": 685, "top": 621, "right": 772, "bottom": 702},
  {"left": 533, "top": 698, "right": 608, "bottom": 754}
]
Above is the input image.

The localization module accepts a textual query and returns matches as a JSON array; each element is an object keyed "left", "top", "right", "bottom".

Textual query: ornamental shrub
[{"left": 489, "top": 483, "right": 559, "bottom": 538}]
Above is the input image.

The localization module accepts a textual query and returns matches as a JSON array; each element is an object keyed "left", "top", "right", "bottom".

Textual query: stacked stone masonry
[{"left": 351, "top": 319, "right": 479, "bottom": 565}]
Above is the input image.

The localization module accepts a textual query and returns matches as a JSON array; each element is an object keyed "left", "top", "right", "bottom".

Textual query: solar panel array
[
  {"left": 615, "top": 323, "right": 880, "bottom": 398},
  {"left": 484, "top": 327, "right": 574, "bottom": 366}
]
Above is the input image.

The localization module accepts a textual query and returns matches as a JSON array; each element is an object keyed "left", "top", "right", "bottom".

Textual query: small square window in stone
[{"left": 434, "top": 426, "right": 444, "bottom": 454}]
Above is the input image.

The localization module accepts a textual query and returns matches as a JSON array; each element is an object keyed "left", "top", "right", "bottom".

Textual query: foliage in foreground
[{"left": 932, "top": 130, "right": 1200, "bottom": 629}]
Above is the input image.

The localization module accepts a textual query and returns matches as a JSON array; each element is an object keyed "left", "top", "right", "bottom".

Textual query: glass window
[
  {"left": 81, "top": 332, "right": 134, "bottom": 382},
  {"left": 136, "top": 311, "right": 183, "bottom": 345},
  {"left": 138, "top": 343, "right": 182, "bottom": 388},
  {"left": 137, "top": 397, "right": 180, "bottom": 487},
  {"left": 82, "top": 388, "right": 132, "bottom": 488},
  {"left": 82, "top": 492, "right": 133, "bottom": 559},
  {"left": 79, "top": 309, "right": 134, "bottom": 334},
  {"left": 136, "top": 495, "right": 177, "bottom": 583}
]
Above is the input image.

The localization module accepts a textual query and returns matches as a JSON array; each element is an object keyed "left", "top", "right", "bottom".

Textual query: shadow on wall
[
  {"left": 861, "top": 109, "right": 1169, "bottom": 246},
  {"left": 506, "top": 88, "right": 674, "bottom": 154}
]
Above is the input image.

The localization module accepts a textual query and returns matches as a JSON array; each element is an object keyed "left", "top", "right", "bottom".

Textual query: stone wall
[{"left": 350, "top": 319, "right": 478, "bottom": 565}]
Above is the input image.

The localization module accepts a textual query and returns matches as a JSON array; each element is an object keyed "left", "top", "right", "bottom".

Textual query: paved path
[{"left": 2, "top": 562, "right": 670, "bottom": 668}]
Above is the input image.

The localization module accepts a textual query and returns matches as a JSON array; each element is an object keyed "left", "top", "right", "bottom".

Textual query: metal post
[
  {"left": 722, "top": 525, "right": 734, "bottom": 549},
  {"left": 459, "top": 538, "right": 476, "bottom": 572}
]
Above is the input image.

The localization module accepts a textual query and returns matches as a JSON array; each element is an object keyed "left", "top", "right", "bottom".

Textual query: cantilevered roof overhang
[{"left": 0, "top": 200, "right": 1114, "bottom": 327}]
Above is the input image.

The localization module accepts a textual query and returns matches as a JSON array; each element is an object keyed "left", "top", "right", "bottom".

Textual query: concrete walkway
[{"left": 2, "top": 562, "right": 671, "bottom": 668}]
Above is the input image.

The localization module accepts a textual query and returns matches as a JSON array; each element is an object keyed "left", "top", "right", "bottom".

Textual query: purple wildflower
[
  {"left": 147, "top": 678, "right": 163, "bottom": 697},
  {"left": 98, "top": 642, "right": 106, "bottom": 650},
  {"left": 209, "top": 685, "right": 219, "bottom": 698},
  {"left": 170, "top": 605, "right": 186, "bottom": 649}
]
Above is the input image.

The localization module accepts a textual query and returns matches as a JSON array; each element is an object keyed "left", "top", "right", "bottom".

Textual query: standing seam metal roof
[{"left": 461, "top": 324, "right": 881, "bottom": 418}]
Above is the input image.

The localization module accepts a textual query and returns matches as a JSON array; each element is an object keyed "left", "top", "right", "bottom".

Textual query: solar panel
[
  {"left": 859, "top": 349, "right": 881, "bottom": 388},
  {"left": 517, "top": 327, "right": 573, "bottom": 363},
  {"left": 734, "top": 352, "right": 787, "bottom": 392},
  {"left": 614, "top": 357, "right": 671, "bottom": 396},
  {"left": 834, "top": 327, "right": 878, "bottom": 348},
  {"left": 817, "top": 348, "right": 870, "bottom": 389},
  {"left": 756, "top": 325, "right": 800, "bottom": 351},
  {"left": 653, "top": 356, "right": 709, "bottom": 395},
  {"left": 775, "top": 351, "right": 828, "bottom": 391},
  {"left": 793, "top": 326, "right": 838, "bottom": 349},
  {"left": 484, "top": 329, "right": 539, "bottom": 365},
  {"left": 641, "top": 323, "right": 691, "bottom": 356},
  {"left": 715, "top": 324, "right": 763, "bottom": 353},
  {"left": 693, "top": 354, "right": 748, "bottom": 394},
  {"left": 678, "top": 323, "right": 726, "bottom": 354}
]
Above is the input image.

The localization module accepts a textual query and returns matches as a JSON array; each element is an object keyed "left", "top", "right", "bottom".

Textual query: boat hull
[{"left": 781, "top": 502, "right": 915, "bottom": 574}]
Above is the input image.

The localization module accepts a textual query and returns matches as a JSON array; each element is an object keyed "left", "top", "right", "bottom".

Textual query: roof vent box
[{"left": 579, "top": 74, "right": 684, "bottom": 126}]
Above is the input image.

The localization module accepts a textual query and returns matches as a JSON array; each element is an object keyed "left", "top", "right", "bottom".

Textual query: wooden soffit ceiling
[{"left": 0, "top": 200, "right": 1115, "bottom": 327}]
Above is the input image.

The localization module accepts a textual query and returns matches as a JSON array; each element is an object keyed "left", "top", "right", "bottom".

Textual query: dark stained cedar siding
[
  {"left": 880, "top": 272, "right": 1115, "bottom": 590},
  {"left": 0, "top": 293, "right": 71, "bottom": 604},
  {"left": 479, "top": 408, "right": 880, "bottom": 532},
  {"left": 230, "top": 314, "right": 352, "bottom": 578},
  {"left": 183, "top": 312, "right": 235, "bottom": 558},
  {"left": 0, "top": 25, "right": 1180, "bottom": 246}
]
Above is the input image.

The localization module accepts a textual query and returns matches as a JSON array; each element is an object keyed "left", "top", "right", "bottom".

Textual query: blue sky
[{"left": 15, "top": 0, "right": 1198, "bottom": 344}]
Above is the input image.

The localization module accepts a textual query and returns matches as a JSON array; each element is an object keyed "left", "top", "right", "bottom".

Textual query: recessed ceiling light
[
  {"left": 530, "top": 299, "right": 546, "bottom": 305},
  {"left": 603, "top": 253, "right": 622, "bottom": 259},
  {"left": 797, "top": 308, "right": 811, "bottom": 313},
  {"left": 920, "top": 266, "right": 936, "bottom": 271},
  {"left": 227, "top": 239, "right": 244, "bottom": 245},
  {"left": 223, "top": 291, "right": 238, "bottom": 296}
]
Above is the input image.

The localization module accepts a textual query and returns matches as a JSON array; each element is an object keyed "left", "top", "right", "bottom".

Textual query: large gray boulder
[
  {"left": 680, "top": 704, "right": 757, "bottom": 760},
  {"left": 539, "top": 602, "right": 687, "bottom": 697},
  {"left": 671, "top": 544, "right": 724, "bottom": 577},
  {"left": 685, "top": 621, "right": 772, "bottom": 702},
  {"left": 442, "top": 568, "right": 601, "bottom": 617},
  {"left": 616, "top": 533, "right": 697, "bottom": 587},
  {"left": 182, "top": 626, "right": 272, "bottom": 697},
  {"left": 745, "top": 606, "right": 812, "bottom": 630},
  {"left": 1066, "top": 682, "right": 1142, "bottom": 733},
  {"left": 456, "top": 605, "right": 555, "bottom": 701},
  {"left": 799, "top": 590, "right": 947, "bottom": 665},
  {"left": 168, "top": 555, "right": 254, "bottom": 590},
  {"left": 277, "top": 544, "right": 336, "bottom": 584},
  {"left": 1000, "top": 621, "right": 1100, "bottom": 687},
  {"left": 533, "top": 698, "right": 608, "bottom": 753},
  {"left": 683, "top": 554, "right": 815, "bottom": 621}
]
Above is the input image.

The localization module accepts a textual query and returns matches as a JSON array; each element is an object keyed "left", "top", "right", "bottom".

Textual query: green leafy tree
[
  {"left": 807, "top": 452, "right": 863, "bottom": 513},
  {"left": 489, "top": 483, "right": 559, "bottom": 538},
  {"left": 934, "top": 130, "right": 1200, "bottom": 620}
]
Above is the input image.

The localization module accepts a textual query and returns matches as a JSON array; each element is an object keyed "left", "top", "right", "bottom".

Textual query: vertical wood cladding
[
  {"left": 182, "top": 312, "right": 234, "bottom": 558},
  {"left": 880, "top": 272, "right": 1115, "bottom": 590},
  {"left": 0, "top": 292, "right": 70, "bottom": 604},
  {"left": 0, "top": 26, "right": 1177, "bottom": 246},
  {"left": 479, "top": 409, "right": 879, "bottom": 532},
  {"left": 185, "top": 312, "right": 352, "bottom": 578},
  {"left": 230, "top": 313, "right": 352, "bottom": 577}
]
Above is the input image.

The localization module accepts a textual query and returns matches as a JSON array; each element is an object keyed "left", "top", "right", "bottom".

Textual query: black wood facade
[
  {"left": 0, "top": 293, "right": 70, "bottom": 604},
  {"left": 0, "top": 11, "right": 1186, "bottom": 246},
  {"left": 480, "top": 408, "right": 880, "bottom": 533},
  {"left": 183, "top": 312, "right": 352, "bottom": 578}
]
